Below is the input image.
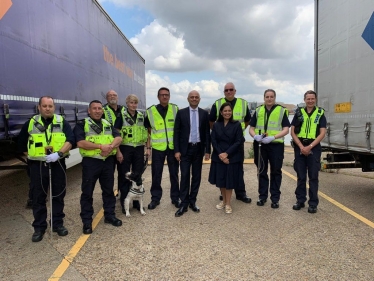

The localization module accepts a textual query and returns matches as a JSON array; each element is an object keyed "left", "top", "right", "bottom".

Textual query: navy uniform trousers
[
  {"left": 293, "top": 144, "right": 322, "bottom": 207},
  {"left": 117, "top": 145, "right": 144, "bottom": 206},
  {"left": 150, "top": 148, "right": 179, "bottom": 202},
  {"left": 80, "top": 156, "right": 116, "bottom": 224},
  {"left": 179, "top": 143, "right": 203, "bottom": 207},
  {"left": 253, "top": 141, "right": 284, "bottom": 203},
  {"left": 29, "top": 159, "right": 66, "bottom": 232}
]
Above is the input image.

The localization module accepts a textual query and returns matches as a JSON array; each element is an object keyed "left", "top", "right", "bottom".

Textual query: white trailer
[{"left": 315, "top": 0, "right": 374, "bottom": 171}]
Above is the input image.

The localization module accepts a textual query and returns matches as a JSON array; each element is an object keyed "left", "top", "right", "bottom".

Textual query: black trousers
[
  {"left": 179, "top": 144, "right": 203, "bottom": 207},
  {"left": 80, "top": 156, "right": 116, "bottom": 224},
  {"left": 28, "top": 159, "right": 66, "bottom": 232},
  {"left": 293, "top": 144, "right": 322, "bottom": 207},
  {"left": 253, "top": 141, "right": 284, "bottom": 203},
  {"left": 117, "top": 145, "right": 144, "bottom": 206},
  {"left": 150, "top": 148, "right": 179, "bottom": 202}
]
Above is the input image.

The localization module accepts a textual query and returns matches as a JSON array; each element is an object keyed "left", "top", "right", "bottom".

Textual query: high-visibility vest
[
  {"left": 119, "top": 108, "right": 148, "bottom": 147},
  {"left": 215, "top": 98, "right": 248, "bottom": 134},
  {"left": 103, "top": 104, "right": 118, "bottom": 125},
  {"left": 27, "top": 114, "right": 66, "bottom": 161},
  {"left": 79, "top": 118, "right": 116, "bottom": 160},
  {"left": 254, "top": 105, "right": 288, "bottom": 143},
  {"left": 146, "top": 103, "right": 178, "bottom": 151},
  {"left": 297, "top": 107, "right": 324, "bottom": 139}
]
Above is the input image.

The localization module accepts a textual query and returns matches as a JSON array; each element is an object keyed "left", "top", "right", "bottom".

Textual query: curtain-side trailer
[
  {"left": 0, "top": 0, "right": 146, "bottom": 169},
  {"left": 315, "top": 0, "right": 374, "bottom": 171}
]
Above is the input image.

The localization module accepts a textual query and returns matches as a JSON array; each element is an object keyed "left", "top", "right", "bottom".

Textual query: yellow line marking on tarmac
[
  {"left": 282, "top": 169, "right": 374, "bottom": 229},
  {"left": 48, "top": 209, "right": 104, "bottom": 280}
]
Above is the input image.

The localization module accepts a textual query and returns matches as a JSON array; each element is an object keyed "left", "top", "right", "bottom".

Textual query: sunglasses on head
[{"left": 224, "top": 88, "right": 234, "bottom": 92}]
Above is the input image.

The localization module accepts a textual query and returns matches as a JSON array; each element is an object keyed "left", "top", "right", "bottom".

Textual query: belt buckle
[{"left": 302, "top": 139, "right": 310, "bottom": 145}]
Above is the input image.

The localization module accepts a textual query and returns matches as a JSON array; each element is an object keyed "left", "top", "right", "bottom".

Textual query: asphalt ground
[{"left": 0, "top": 145, "right": 373, "bottom": 281}]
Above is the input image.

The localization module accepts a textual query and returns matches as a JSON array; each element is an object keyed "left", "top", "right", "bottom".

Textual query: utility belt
[{"left": 299, "top": 138, "right": 314, "bottom": 146}]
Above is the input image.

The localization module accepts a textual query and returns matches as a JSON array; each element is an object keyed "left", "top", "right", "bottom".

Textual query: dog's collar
[{"left": 129, "top": 187, "right": 145, "bottom": 195}]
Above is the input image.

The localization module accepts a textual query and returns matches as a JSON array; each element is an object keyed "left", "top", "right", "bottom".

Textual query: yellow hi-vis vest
[
  {"left": 146, "top": 104, "right": 178, "bottom": 151},
  {"left": 254, "top": 105, "right": 288, "bottom": 143},
  {"left": 215, "top": 98, "right": 248, "bottom": 134},
  {"left": 120, "top": 108, "right": 148, "bottom": 147},
  {"left": 103, "top": 104, "right": 117, "bottom": 125},
  {"left": 297, "top": 107, "right": 324, "bottom": 139},
  {"left": 27, "top": 114, "right": 66, "bottom": 161},
  {"left": 79, "top": 118, "right": 116, "bottom": 160}
]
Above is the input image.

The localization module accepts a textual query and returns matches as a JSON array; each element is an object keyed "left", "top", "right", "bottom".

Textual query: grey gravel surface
[{"left": 0, "top": 147, "right": 373, "bottom": 281}]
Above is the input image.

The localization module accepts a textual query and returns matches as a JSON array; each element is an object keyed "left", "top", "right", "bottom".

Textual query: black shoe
[
  {"left": 148, "top": 200, "right": 160, "bottom": 210},
  {"left": 31, "top": 230, "right": 45, "bottom": 242},
  {"left": 189, "top": 204, "right": 200, "bottom": 213},
  {"left": 53, "top": 225, "right": 68, "bottom": 236},
  {"left": 292, "top": 202, "right": 305, "bottom": 210},
  {"left": 83, "top": 224, "right": 92, "bottom": 235},
  {"left": 26, "top": 199, "right": 33, "bottom": 209},
  {"left": 256, "top": 199, "right": 267, "bottom": 206},
  {"left": 104, "top": 217, "right": 122, "bottom": 226},
  {"left": 171, "top": 200, "right": 181, "bottom": 208},
  {"left": 133, "top": 201, "right": 141, "bottom": 211},
  {"left": 219, "top": 195, "right": 223, "bottom": 201},
  {"left": 237, "top": 196, "right": 252, "bottom": 203},
  {"left": 122, "top": 206, "right": 126, "bottom": 214},
  {"left": 175, "top": 206, "right": 188, "bottom": 217},
  {"left": 271, "top": 202, "right": 279, "bottom": 209},
  {"left": 308, "top": 206, "right": 318, "bottom": 213}
]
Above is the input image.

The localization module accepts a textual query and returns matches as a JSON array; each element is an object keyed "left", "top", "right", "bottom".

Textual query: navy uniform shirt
[
  {"left": 209, "top": 97, "right": 251, "bottom": 123},
  {"left": 250, "top": 104, "right": 290, "bottom": 130},
  {"left": 74, "top": 118, "right": 121, "bottom": 143},
  {"left": 18, "top": 116, "right": 75, "bottom": 153}
]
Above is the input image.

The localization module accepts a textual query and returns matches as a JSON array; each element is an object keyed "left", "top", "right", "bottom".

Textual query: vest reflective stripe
[
  {"left": 254, "top": 105, "right": 287, "bottom": 143},
  {"left": 27, "top": 114, "right": 66, "bottom": 161},
  {"left": 120, "top": 108, "right": 148, "bottom": 147},
  {"left": 103, "top": 105, "right": 116, "bottom": 125},
  {"left": 297, "top": 107, "right": 324, "bottom": 139},
  {"left": 215, "top": 98, "right": 248, "bottom": 134},
  {"left": 146, "top": 104, "right": 178, "bottom": 151},
  {"left": 79, "top": 118, "right": 116, "bottom": 160}
]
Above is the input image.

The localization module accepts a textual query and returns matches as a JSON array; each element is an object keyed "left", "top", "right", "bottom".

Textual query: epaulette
[
  {"left": 146, "top": 105, "right": 156, "bottom": 110},
  {"left": 169, "top": 102, "right": 178, "bottom": 107}
]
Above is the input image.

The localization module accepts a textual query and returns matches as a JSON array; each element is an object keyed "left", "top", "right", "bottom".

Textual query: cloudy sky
[{"left": 98, "top": 0, "right": 315, "bottom": 109}]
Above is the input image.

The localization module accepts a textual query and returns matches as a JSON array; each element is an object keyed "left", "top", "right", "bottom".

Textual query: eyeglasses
[
  {"left": 159, "top": 94, "right": 170, "bottom": 97},
  {"left": 189, "top": 96, "right": 200, "bottom": 99},
  {"left": 224, "top": 88, "right": 235, "bottom": 93}
]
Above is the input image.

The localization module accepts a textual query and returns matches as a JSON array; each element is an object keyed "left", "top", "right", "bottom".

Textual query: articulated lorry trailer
[
  {"left": 0, "top": 0, "right": 146, "bottom": 169},
  {"left": 315, "top": 0, "right": 374, "bottom": 171}
]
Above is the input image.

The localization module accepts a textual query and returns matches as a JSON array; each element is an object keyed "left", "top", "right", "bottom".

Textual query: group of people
[{"left": 18, "top": 84, "right": 326, "bottom": 242}]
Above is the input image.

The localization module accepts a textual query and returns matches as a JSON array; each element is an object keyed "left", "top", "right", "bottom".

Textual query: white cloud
[{"left": 101, "top": 0, "right": 316, "bottom": 107}]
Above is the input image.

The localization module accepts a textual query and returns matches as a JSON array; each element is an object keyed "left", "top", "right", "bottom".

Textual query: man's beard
[{"left": 109, "top": 99, "right": 117, "bottom": 105}]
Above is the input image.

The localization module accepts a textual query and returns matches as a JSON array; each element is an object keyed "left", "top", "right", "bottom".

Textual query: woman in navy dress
[{"left": 209, "top": 102, "right": 245, "bottom": 214}]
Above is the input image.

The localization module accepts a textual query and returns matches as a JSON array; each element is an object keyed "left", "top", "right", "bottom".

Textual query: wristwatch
[{"left": 57, "top": 151, "right": 64, "bottom": 158}]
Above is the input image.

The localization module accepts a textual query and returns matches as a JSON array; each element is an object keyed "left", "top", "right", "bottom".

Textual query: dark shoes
[
  {"left": 148, "top": 200, "right": 160, "bottom": 209},
  {"left": 175, "top": 206, "right": 188, "bottom": 217},
  {"left": 31, "top": 230, "right": 45, "bottom": 242},
  {"left": 293, "top": 202, "right": 305, "bottom": 210},
  {"left": 271, "top": 202, "right": 279, "bottom": 209},
  {"left": 104, "top": 217, "right": 122, "bottom": 226},
  {"left": 171, "top": 200, "right": 181, "bottom": 208},
  {"left": 26, "top": 199, "right": 33, "bottom": 209},
  {"left": 219, "top": 195, "right": 223, "bottom": 201},
  {"left": 189, "top": 204, "right": 200, "bottom": 213},
  {"left": 308, "top": 206, "right": 318, "bottom": 213},
  {"left": 53, "top": 225, "right": 68, "bottom": 236},
  {"left": 256, "top": 199, "right": 267, "bottom": 206},
  {"left": 237, "top": 196, "right": 252, "bottom": 203},
  {"left": 83, "top": 224, "right": 92, "bottom": 235}
]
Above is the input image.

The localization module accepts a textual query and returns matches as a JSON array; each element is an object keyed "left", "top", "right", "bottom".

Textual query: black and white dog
[{"left": 124, "top": 172, "right": 146, "bottom": 217}]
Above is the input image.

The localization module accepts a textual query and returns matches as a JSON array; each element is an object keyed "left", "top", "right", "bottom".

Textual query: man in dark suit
[{"left": 173, "top": 90, "right": 211, "bottom": 217}]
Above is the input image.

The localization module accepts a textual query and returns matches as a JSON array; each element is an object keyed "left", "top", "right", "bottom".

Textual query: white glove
[
  {"left": 261, "top": 136, "right": 275, "bottom": 144},
  {"left": 253, "top": 135, "right": 263, "bottom": 142},
  {"left": 46, "top": 152, "right": 60, "bottom": 163}
]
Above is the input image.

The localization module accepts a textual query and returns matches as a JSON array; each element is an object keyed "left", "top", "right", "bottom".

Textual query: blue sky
[{"left": 98, "top": 0, "right": 315, "bottom": 108}]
